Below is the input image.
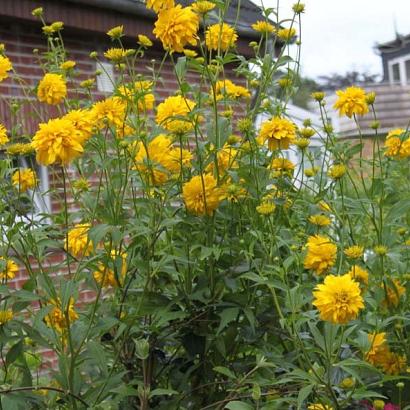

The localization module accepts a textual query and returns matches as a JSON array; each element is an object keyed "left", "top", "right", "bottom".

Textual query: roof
[
  {"left": 376, "top": 33, "right": 410, "bottom": 54},
  {"left": 67, "top": 0, "right": 264, "bottom": 39}
]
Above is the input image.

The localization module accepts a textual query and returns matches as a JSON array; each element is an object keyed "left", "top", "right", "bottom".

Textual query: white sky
[{"left": 253, "top": 0, "right": 410, "bottom": 79}]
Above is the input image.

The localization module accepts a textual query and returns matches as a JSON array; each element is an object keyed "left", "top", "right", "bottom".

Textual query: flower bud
[
  {"left": 311, "top": 91, "right": 325, "bottom": 102},
  {"left": 366, "top": 91, "right": 376, "bottom": 105}
]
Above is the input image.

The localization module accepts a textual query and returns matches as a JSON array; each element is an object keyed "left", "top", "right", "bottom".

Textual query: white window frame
[
  {"left": 388, "top": 54, "right": 410, "bottom": 85},
  {"left": 15, "top": 157, "right": 51, "bottom": 224},
  {"left": 96, "top": 61, "right": 115, "bottom": 93}
]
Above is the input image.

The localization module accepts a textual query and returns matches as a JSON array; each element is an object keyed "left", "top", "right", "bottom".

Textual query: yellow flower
[
  {"left": 45, "top": 298, "right": 78, "bottom": 333},
  {"left": 182, "top": 49, "right": 196, "bottom": 58},
  {"left": 192, "top": 1, "right": 215, "bottom": 14},
  {"left": 382, "top": 279, "right": 405, "bottom": 308},
  {"left": 308, "top": 404, "right": 333, "bottom": 410},
  {"left": 182, "top": 174, "right": 222, "bottom": 216},
  {"left": 304, "top": 235, "right": 337, "bottom": 275},
  {"left": 146, "top": 0, "right": 175, "bottom": 13},
  {"left": 137, "top": 34, "right": 153, "bottom": 47},
  {"left": 380, "top": 351, "right": 407, "bottom": 375},
  {"left": 333, "top": 86, "right": 369, "bottom": 118},
  {"left": 366, "top": 332, "right": 388, "bottom": 366},
  {"left": 0, "top": 310, "right": 13, "bottom": 325},
  {"left": 344, "top": 245, "right": 364, "bottom": 259},
  {"left": 384, "top": 128, "right": 410, "bottom": 159},
  {"left": 252, "top": 21, "right": 275, "bottom": 34},
  {"left": 276, "top": 27, "right": 296, "bottom": 41},
  {"left": 156, "top": 95, "right": 196, "bottom": 133},
  {"left": 318, "top": 200, "right": 331, "bottom": 213},
  {"left": 340, "top": 377, "right": 355, "bottom": 389},
  {"left": 270, "top": 157, "right": 295, "bottom": 177},
  {"left": 328, "top": 164, "right": 346, "bottom": 180},
  {"left": 80, "top": 78, "right": 95, "bottom": 89},
  {"left": 93, "top": 250, "right": 127, "bottom": 288},
  {"left": 347, "top": 265, "right": 369, "bottom": 285},
  {"left": 11, "top": 168, "right": 37, "bottom": 192},
  {"left": 295, "top": 138, "right": 310, "bottom": 149},
  {"left": 37, "top": 73, "right": 67, "bottom": 105},
  {"left": 31, "top": 7, "right": 43, "bottom": 17},
  {"left": 299, "top": 127, "right": 316, "bottom": 138},
  {"left": 32, "top": 118, "right": 84, "bottom": 165},
  {"left": 42, "top": 25, "right": 55, "bottom": 35},
  {"left": 65, "top": 224, "right": 93, "bottom": 259},
  {"left": 0, "top": 123, "right": 9, "bottom": 146},
  {"left": 118, "top": 81, "right": 155, "bottom": 112},
  {"left": 91, "top": 97, "right": 126, "bottom": 128},
  {"left": 374, "top": 245, "right": 387, "bottom": 256},
  {"left": 153, "top": 5, "right": 199, "bottom": 53},
  {"left": 107, "top": 25, "right": 124, "bottom": 39},
  {"left": 313, "top": 273, "right": 364, "bottom": 324},
  {"left": 0, "top": 257, "right": 18, "bottom": 281},
  {"left": 73, "top": 178, "right": 90, "bottom": 192},
  {"left": 213, "top": 79, "right": 250, "bottom": 99},
  {"left": 50, "top": 21, "right": 64, "bottom": 31},
  {"left": 60, "top": 60, "right": 76, "bottom": 70},
  {"left": 222, "top": 182, "right": 247, "bottom": 202},
  {"left": 308, "top": 214, "right": 331, "bottom": 227},
  {"left": 104, "top": 48, "right": 127, "bottom": 62},
  {"left": 133, "top": 134, "right": 192, "bottom": 185},
  {"left": 205, "top": 23, "right": 238, "bottom": 51},
  {"left": 256, "top": 201, "right": 276, "bottom": 215},
  {"left": 6, "top": 143, "right": 34, "bottom": 156},
  {"left": 304, "top": 167, "right": 319, "bottom": 177},
  {"left": 63, "top": 109, "right": 95, "bottom": 143},
  {"left": 311, "top": 91, "right": 325, "bottom": 102},
  {"left": 206, "top": 143, "right": 238, "bottom": 174},
  {"left": 0, "top": 55, "right": 12, "bottom": 82},
  {"left": 257, "top": 116, "right": 296, "bottom": 150}
]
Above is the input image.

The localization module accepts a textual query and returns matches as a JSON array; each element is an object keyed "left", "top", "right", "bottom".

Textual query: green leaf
[
  {"left": 225, "top": 401, "right": 254, "bottom": 410},
  {"left": 213, "top": 366, "right": 236, "bottom": 379},
  {"left": 217, "top": 307, "right": 239, "bottom": 335},
  {"left": 297, "top": 384, "right": 314, "bottom": 410},
  {"left": 149, "top": 388, "right": 178, "bottom": 397}
]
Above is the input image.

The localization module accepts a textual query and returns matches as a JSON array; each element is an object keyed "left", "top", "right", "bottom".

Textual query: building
[
  {"left": 0, "top": 0, "right": 275, "bottom": 369},
  {"left": 331, "top": 33, "right": 410, "bottom": 143}
]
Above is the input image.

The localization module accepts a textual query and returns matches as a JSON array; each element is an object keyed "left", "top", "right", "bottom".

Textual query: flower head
[
  {"left": 256, "top": 201, "right": 276, "bottom": 215},
  {"left": 384, "top": 128, "right": 410, "bottom": 159},
  {"left": 12, "top": 168, "right": 37, "bottom": 192},
  {"left": 0, "top": 55, "right": 12, "bottom": 82},
  {"left": 65, "top": 224, "right": 93, "bottom": 259},
  {"left": 153, "top": 5, "right": 199, "bottom": 53},
  {"left": 213, "top": 79, "right": 250, "bottom": 100},
  {"left": 276, "top": 27, "right": 296, "bottom": 41},
  {"left": 205, "top": 23, "right": 238, "bottom": 51},
  {"left": 104, "top": 48, "right": 127, "bottom": 62},
  {"left": 252, "top": 21, "right": 275, "bottom": 34},
  {"left": 32, "top": 118, "right": 84, "bottom": 165},
  {"left": 308, "top": 405, "right": 333, "bottom": 410},
  {"left": 156, "top": 95, "right": 196, "bottom": 133},
  {"left": 328, "top": 164, "right": 346, "bottom": 180},
  {"left": 344, "top": 245, "right": 364, "bottom": 259},
  {"left": 270, "top": 157, "right": 295, "bottom": 177},
  {"left": 257, "top": 116, "right": 296, "bottom": 150},
  {"left": 63, "top": 109, "right": 95, "bottom": 143},
  {"left": 91, "top": 97, "right": 126, "bottom": 128},
  {"left": 6, "top": 143, "right": 34, "bottom": 156},
  {"left": 347, "top": 265, "right": 369, "bottom": 285},
  {"left": 334, "top": 86, "right": 369, "bottom": 118},
  {"left": 308, "top": 214, "right": 331, "bottom": 227},
  {"left": 0, "top": 310, "right": 13, "bottom": 325},
  {"left": 137, "top": 34, "right": 153, "bottom": 47},
  {"left": 313, "top": 273, "right": 364, "bottom": 324},
  {"left": 0, "top": 124, "right": 9, "bottom": 146},
  {"left": 37, "top": 73, "right": 67, "bottom": 105},
  {"left": 107, "top": 25, "right": 124, "bottom": 40},
  {"left": 382, "top": 279, "right": 405, "bottom": 308},
  {"left": 182, "top": 174, "right": 222, "bottom": 215},
  {"left": 192, "top": 1, "right": 216, "bottom": 14},
  {"left": 146, "top": 0, "right": 175, "bottom": 13},
  {"left": 60, "top": 60, "right": 76, "bottom": 70},
  {"left": 0, "top": 257, "right": 18, "bottom": 281},
  {"left": 45, "top": 298, "right": 78, "bottom": 333},
  {"left": 93, "top": 250, "right": 127, "bottom": 287},
  {"left": 304, "top": 235, "right": 337, "bottom": 275}
]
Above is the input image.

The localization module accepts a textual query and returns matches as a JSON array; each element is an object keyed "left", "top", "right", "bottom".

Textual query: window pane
[
  {"left": 405, "top": 60, "right": 410, "bottom": 83},
  {"left": 392, "top": 63, "right": 400, "bottom": 82}
]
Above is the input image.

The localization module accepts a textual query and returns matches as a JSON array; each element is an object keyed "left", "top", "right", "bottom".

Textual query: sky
[{"left": 253, "top": 0, "right": 410, "bottom": 80}]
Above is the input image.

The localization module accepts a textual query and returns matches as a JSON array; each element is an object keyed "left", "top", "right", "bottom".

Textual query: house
[
  {"left": 0, "top": 0, "right": 278, "bottom": 368},
  {"left": 331, "top": 33, "right": 410, "bottom": 144}
]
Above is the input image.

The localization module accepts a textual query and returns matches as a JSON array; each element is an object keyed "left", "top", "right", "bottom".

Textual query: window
[
  {"left": 405, "top": 60, "right": 410, "bottom": 83},
  {"left": 392, "top": 63, "right": 400, "bottom": 82},
  {"left": 96, "top": 61, "right": 114, "bottom": 93}
]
